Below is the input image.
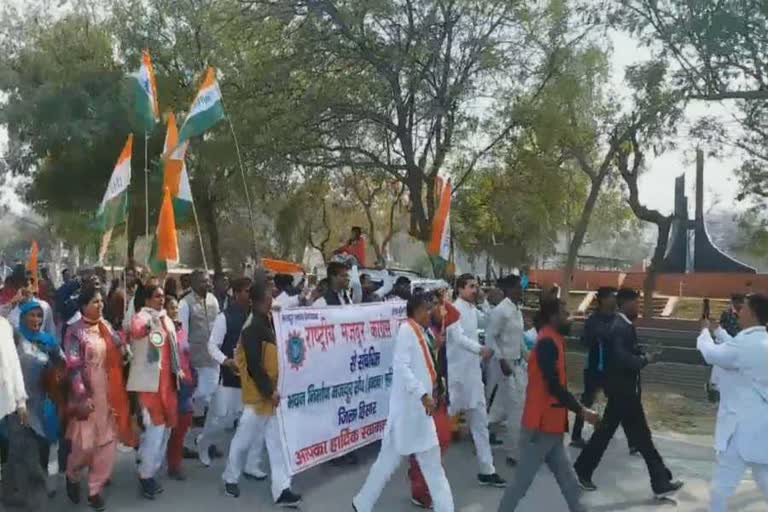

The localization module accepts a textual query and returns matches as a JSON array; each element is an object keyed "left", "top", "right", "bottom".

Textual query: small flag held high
[
  {"left": 27, "top": 240, "right": 39, "bottom": 291},
  {"left": 428, "top": 177, "right": 452, "bottom": 277},
  {"left": 162, "top": 113, "right": 194, "bottom": 223},
  {"left": 130, "top": 50, "right": 160, "bottom": 132},
  {"left": 169, "top": 67, "right": 225, "bottom": 155},
  {"left": 97, "top": 135, "right": 133, "bottom": 263}
]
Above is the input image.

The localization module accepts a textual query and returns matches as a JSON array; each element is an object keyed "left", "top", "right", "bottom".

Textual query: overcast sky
[{"left": 0, "top": 4, "right": 748, "bottom": 219}]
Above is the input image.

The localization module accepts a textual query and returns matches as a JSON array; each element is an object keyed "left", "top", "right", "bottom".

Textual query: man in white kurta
[
  {"left": 697, "top": 293, "right": 768, "bottom": 512},
  {"left": 353, "top": 295, "right": 454, "bottom": 512},
  {"left": 451, "top": 275, "right": 505, "bottom": 486},
  {"left": 485, "top": 274, "right": 528, "bottom": 465}
]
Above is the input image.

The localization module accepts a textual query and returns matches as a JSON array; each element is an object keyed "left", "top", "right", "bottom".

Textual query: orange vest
[{"left": 521, "top": 326, "right": 569, "bottom": 434}]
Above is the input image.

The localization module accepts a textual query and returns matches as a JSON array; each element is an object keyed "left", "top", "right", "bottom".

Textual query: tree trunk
[
  {"left": 562, "top": 175, "right": 605, "bottom": 296},
  {"left": 200, "top": 197, "right": 223, "bottom": 273}
]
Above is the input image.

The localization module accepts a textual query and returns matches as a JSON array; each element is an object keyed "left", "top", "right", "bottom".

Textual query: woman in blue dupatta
[{"left": 1, "top": 300, "right": 63, "bottom": 509}]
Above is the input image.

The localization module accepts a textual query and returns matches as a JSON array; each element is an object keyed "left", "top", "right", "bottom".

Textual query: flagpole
[
  {"left": 144, "top": 130, "right": 150, "bottom": 263},
  {"left": 190, "top": 197, "right": 209, "bottom": 272},
  {"left": 217, "top": 91, "right": 258, "bottom": 256},
  {"left": 123, "top": 210, "right": 130, "bottom": 319}
]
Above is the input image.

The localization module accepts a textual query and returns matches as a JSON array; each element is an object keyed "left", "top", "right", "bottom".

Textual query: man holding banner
[
  {"left": 353, "top": 294, "right": 455, "bottom": 512},
  {"left": 222, "top": 281, "right": 301, "bottom": 507}
]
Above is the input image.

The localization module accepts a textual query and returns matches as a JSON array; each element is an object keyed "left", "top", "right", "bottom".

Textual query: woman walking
[
  {"left": 165, "top": 295, "right": 196, "bottom": 480},
  {"left": 64, "top": 286, "right": 135, "bottom": 511},
  {"left": 127, "top": 284, "right": 182, "bottom": 499},
  {"left": 1, "top": 301, "right": 63, "bottom": 510}
]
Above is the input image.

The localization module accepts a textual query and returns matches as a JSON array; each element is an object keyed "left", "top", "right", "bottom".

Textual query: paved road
[{"left": 41, "top": 428, "right": 765, "bottom": 512}]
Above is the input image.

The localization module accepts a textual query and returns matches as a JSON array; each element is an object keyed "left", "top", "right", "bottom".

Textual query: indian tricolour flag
[
  {"left": 171, "top": 67, "right": 225, "bottom": 155},
  {"left": 97, "top": 135, "right": 133, "bottom": 263},
  {"left": 162, "top": 113, "right": 194, "bottom": 223},
  {"left": 130, "top": 50, "right": 160, "bottom": 132},
  {"left": 428, "top": 177, "right": 452, "bottom": 277}
]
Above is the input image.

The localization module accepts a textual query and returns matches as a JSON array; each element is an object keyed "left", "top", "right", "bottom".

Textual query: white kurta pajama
[
  {"left": 449, "top": 298, "right": 496, "bottom": 475},
  {"left": 485, "top": 298, "right": 528, "bottom": 459},
  {"left": 697, "top": 325, "right": 768, "bottom": 511},
  {"left": 354, "top": 322, "right": 455, "bottom": 512}
]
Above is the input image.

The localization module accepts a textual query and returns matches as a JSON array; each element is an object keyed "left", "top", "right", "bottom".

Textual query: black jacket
[
  {"left": 581, "top": 312, "right": 614, "bottom": 374},
  {"left": 604, "top": 315, "right": 648, "bottom": 397}
]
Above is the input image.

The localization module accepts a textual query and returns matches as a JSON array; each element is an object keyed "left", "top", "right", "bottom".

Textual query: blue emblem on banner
[{"left": 287, "top": 331, "right": 306, "bottom": 370}]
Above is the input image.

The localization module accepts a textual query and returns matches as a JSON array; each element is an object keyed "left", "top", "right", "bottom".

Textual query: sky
[{"left": 0, "top": 4, "right": 749, "bottom": 219}]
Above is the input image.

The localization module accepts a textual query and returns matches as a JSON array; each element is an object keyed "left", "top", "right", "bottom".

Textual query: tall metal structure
[{"left": 659, "top": 150, "right": 756, "bottom": 274}]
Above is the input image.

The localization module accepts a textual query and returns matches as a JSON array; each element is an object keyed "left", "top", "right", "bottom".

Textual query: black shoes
[
  {"left": 139, "top": 478, "right": 161, "bottom": 500},
  {"left": 489, "top": 433, "right": 504, "bottom": 446},
  {"left": 224, "top": 482, "right": 240, "bottom": 498},
  {"left": 183, "top": 447, "right": 199, "bottom": 459},
  {"left": 653, "top": 479, "right": 684, "bottom": 498},
  {"left": 478, "top": 473, "right": 507, "bottom": 488},
  {"left": 88, "top": 494, "right": 106, "bottom": 512},
  {"left": 569, "top": 438, "right": 587, "bottom": 449},
  {"left": 577, "top": 475, "right": 597, "bottom": 492},
  {"left": 276, "top": 488, "right": 302, "bottom": 508},
  {"left": 505, "top": 456, "right": 517, "bottom": 467},
  {"left": 66, "top": 478, "right": 81, "bottom": 504}
]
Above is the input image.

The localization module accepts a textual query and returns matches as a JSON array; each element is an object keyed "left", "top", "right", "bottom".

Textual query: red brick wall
[{"left": 529, "top": 269, "right": 768, "bottom": 298}]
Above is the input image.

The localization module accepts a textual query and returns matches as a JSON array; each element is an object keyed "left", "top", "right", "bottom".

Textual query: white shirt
[
  {"left": 446, "top": 300, "right": 485, "bottom": 413},
  {"left": 208, "top": 312, "right": 229, "bottom": 365},
  {"left": 275, "top": 291, "right": 301, "bottom": 309},
  {"left": 386, "top": 322, "right": 439, "bottom": 455},
  {"left": 485, "top": 298, "right": 525, "bottom": 362},
  {"left": 698, "top": 325, "right": 768, "bottom": 463},
  {"left": 0, "top": 317, "right": 27, "bottom": 420}
]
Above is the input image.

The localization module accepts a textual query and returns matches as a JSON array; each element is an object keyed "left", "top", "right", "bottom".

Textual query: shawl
[{"left": 18, "top": 301, "right": 56, "bottom": 350}]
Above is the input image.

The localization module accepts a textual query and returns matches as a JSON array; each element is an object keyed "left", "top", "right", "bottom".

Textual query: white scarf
[{"left": 0, "top": 316, "right": 27, "bottom": 420}]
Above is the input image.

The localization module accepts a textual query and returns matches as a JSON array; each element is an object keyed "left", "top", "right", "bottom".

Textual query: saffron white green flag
[
  {"left": 130, "top": 50, "right": 160, "bottom": 132},
  {"left": 171, "top": 67, "right": 225, "bottom": 154},
  {"left": 162, "top": 113, "right": 194, "bottom": 223},
  {"left": 97, "top": 135, "right": 133, "bottom": 263}
]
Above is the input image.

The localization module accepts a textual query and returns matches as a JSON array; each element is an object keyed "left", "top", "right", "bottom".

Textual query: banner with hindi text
[{"left": 274, "top": 302, "right": 406, "bottom": 476}]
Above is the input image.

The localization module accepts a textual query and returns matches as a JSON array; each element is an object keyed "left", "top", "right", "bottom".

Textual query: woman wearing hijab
[
  {"left": 126, "top": 284, "right": 182, "bottom": 500},
  {"left": 1, "top": 300, "right": 63, "bottom": 509},
  {"left": 64, "top": 285, "right": 135, "bottom": 511}
]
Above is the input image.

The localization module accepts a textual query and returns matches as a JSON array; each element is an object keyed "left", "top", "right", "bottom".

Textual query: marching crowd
[{"left": 0, "top": 256, "right": 766, "bottom": 512}]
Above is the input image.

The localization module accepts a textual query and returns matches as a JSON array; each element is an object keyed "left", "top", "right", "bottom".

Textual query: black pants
[
  {"left": 571, "top": 370, "right": 634, "bottom": 449},
  {"left": 573, "top": 391, "right": 671, "bottom": 491},
  {"left": 0, "top": 426, "right": 49, "bottom": 471}
]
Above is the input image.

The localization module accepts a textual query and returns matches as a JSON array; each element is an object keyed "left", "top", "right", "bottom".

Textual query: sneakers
[
  {"left": 478, "top": 473, "right": 507, "bottom": 488},
  {"left": 276, "top": 488, "right": 302, "bottom": 508},
  {"left": 243, "top": 469, "right": 268, "bottom": 481},
  {"left": 653, "top": 479, "right": 684, "bottom": 499},
  {"left": 411, "top": 496, "right": 433, "bottom": 508},
  {"left": 139, "top": 478, "right": 159, "bottom": 500},
  {"left": 66, "top": 478, "right": 81, "bottom": 504},
  {"left": 224, "top": 483, "right": 240, "bottom": 498},
  {"left": 569, "top": 438, "right": 587, "bottom": 449},
  {"left": 88, "top": 494, "right": 106, "bottom": 512},
  {"left": 577, "top": 475, "right": 597, "bottom": 492}
]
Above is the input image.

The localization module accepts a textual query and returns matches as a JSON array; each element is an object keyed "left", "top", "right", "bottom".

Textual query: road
[{"left": 40, "top": 425, "right": 766, "bottom": 512}]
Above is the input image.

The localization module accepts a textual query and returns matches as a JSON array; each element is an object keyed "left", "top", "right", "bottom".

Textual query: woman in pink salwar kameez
[{"left": 64, "top": 286, "right": 135, "bottom": 511}]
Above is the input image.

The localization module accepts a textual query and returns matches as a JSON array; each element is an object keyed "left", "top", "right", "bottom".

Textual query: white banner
[{"left": 274, "top": 302, "right": 406, "bottom": 475}]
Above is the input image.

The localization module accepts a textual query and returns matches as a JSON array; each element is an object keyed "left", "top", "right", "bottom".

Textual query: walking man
[
  {"left": 571, "top": 287, "right": 633, "bottom": 453},
  {"left": 449, "top": 274, "right": 505, "bottom": 486},
  {"left": 485, "top": 275, "right": 528, "bottom": 466},
  {"left": 574, "top": 289, "right": 683, "bottom": 498},
  {"left": 353, "top": 294, "right": 455, "bottom": 512},
  {"left": 497, "top": 298, "right": 598, "bottom": 511},
  {"left": 222, "top": 281, "right": 301, "bottom": 506},
  {"left": 698, "top": 293, "right": 768, "bottom": 511},
  {"left": 199, "top": 277, "right": 263, "bottom": 474},
  {"left": 179, "top": 270, "right": 221, "bottom": 453}
]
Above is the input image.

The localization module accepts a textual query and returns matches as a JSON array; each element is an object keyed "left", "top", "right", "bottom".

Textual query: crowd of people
[{"left": 0, "top": 256, "right": 765, "bottom": 511}]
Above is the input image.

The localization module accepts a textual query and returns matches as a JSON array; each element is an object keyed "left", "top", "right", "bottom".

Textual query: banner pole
[{"left": 190, "top": 197, "right": 209, "bottom": 273}]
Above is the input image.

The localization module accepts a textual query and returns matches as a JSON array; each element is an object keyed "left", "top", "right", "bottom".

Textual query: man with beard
[
  {"left": 450, "top": 274, "right": 505, "bottom": 487},
  {"left": 574, "top": 289, "right": 683, "bottom": 499},
  {"left": 496, "top": 298, "right": 598, "bottom": 511}
]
